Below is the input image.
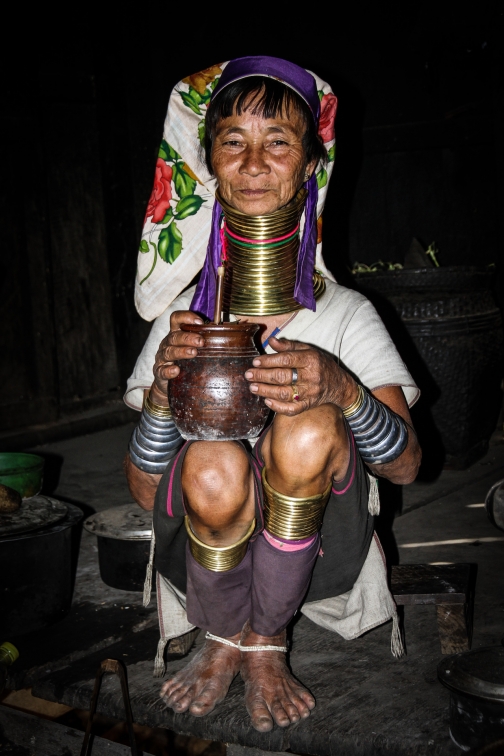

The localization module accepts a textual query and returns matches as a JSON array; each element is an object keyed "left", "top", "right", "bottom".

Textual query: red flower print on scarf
[
  {"left": 145, "top": 159, "right": 173, "bottom": 223},
  {"left": 318, "top": 93, "right": 337, "bottom": 144}
]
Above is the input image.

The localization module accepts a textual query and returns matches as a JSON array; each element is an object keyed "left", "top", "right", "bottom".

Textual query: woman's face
[{"left": 211, "top": 105, "right": 316, "bottom": 216}]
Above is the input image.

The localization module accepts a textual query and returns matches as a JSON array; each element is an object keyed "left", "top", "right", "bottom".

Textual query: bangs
[{"left": 210, "top": 76, "right": 309, "bottom": 123}]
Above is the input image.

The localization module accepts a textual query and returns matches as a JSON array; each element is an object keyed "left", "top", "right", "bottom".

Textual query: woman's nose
[{"left": 239, "top": 146, "right": 270, "bottom": 176}]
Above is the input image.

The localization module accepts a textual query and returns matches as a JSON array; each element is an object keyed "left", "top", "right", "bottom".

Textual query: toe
[
  {"left": 272, "top": 700, "right": 297, "bottom": 727},
  {"left": 295, "top": 686, "right": 316, "bottom": 710},
  {"left": 287, "top": 689, "right": 313, "bottom": 718},
  {"left": 170, "top": 690, "right": 193, "bottom": 713},
  {"left": 252, "top": 713, "right": 274, "bottom": 732},
  {"left": 281, "top": 699, "right": 302, "bottom": 724},
  {"left": 189, "top": 686, "right": 221, "bottom": 716},
  {"left": 248, "top": 698, "right": 274, "bottom": 732}
]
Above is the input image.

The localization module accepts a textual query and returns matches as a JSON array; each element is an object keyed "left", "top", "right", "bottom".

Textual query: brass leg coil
[
  {"left": 185, "top": 516, "right": 256, "bottom": 572},
  {"left": 261, "top": 467, "right": 331, "bottom": 540}
]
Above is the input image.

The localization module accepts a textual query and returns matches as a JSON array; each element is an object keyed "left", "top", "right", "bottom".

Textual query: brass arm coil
[
  {"left": 261, "top": 468, "right": 331, "bottom": 540},
  {"left": 144, "top": 393, "right": 172, "bottom": 419},
  {"left": 342, "top": 384, "right": 365, "bottom": 419},
  {"left": 185, "top": 516, "right": 256, "bottom": 572}
]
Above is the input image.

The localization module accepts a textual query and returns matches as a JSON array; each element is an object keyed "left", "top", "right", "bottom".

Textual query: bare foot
[
  {"left": 240, "top": 622, "right": 315, "bottom": 732},
  {"left": 160, "top": 633, "right": 241, "bottom": 716}
]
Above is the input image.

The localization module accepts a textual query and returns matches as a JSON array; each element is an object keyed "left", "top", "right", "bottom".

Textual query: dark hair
[{"left": 203, "top": 76, "right": 327, "bottom": 174}]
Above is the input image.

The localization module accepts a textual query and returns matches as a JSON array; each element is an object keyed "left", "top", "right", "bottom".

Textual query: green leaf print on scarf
[
  {"left": 159, "top": 207, "right": 174, "bottom": 224},
  {"left": 175, "top": 195, "right": 204, "bottom": 220},
  {"left": 172, "top": 162, "right": 196, "bottom": 198},
  {"left": 159, "top": 140, "right": 181, "bottom": 162},
  {"left": 317, "top": 167, "right": 328, "bottom": 190},
  {"left": 327, "top": 144, "right": 335, "bottom": 163},
  {"left": 198, "top": 120, "right": 206, "bottom": 147},
  {"left": 158, "top": 222, "right": 183, "bottom": 264},
  {"left": 179, "top": 90, "right": 203, "bottom": 116}
]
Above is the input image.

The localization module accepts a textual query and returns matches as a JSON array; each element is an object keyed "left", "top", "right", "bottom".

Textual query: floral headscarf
[{"left": 135, "top": 57, "right": 337, "bottom": 322}]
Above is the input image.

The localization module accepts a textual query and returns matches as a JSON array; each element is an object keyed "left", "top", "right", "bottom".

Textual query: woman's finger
[
  {"left": 170, "top": 310, "right": 204, "bottom": 331},
  {"left": 164, "top": 330, "right": 204, "bottom": 350},
  {"left": 244, "top": 367, "right": 297, "bottom": 385},
  {"left": 251, "top": 350, "right": 311, "bottom": 370},
  {"left": 248, "top": 381, "right": 309, "bottom": 403},
  {"left": 156, "top": 364, "right": 180, "bottom": 381},
  {"left": 263, "top": 396, "right": 309, "bottom": 416},
  {"left": 267, "top": 336, "right": 310, "bottom": 352}
]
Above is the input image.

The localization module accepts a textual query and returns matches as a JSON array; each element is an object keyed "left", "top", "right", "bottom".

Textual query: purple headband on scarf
[{"left": 191, "top": 56, "right": 320, "bottom": 319}]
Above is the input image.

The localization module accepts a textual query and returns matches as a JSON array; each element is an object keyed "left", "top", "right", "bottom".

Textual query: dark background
[{"left": 1, "top": 4, "right": 502, "bottom": 437}]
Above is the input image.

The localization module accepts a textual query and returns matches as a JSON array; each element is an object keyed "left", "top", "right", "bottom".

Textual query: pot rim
[
  {"left": 354, "top": 265, "right": 493, "bottom": 277},
  {"left": 0, "top": 452, "right": 45, "bottom": 475},
  {"left": 84, "top": 502, "right": 153, "bottom": 541},
  {"left": 0, "top": 502, "right": 82, "bottom": 543},
  {"left": 438, "top": 647, "right": 504, "bottom": 703},
  {"left": 181, "top": 322, "right": 260, "bottom": 332}
]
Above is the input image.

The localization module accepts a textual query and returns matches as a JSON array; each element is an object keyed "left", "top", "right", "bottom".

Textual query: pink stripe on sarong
[
  {"left": 166, "top": 444, "right": 186, "bottom": 517},
  {"left": 332, "top": 430, "right": 356, "bottom": 495},
  {"left": 263, "top": 530, "right": 317, "bottom": 552}
]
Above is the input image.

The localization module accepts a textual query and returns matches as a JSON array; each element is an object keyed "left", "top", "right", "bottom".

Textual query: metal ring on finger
[
  {"left": 291, "top": 385, "right": 300, "bottom": 402},
  {"left": 291, "top": 367, "right": 298, "bottom": 385}
]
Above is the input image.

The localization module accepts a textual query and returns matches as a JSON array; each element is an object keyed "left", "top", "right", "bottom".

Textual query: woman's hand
[
  {"left": 244, "top": 336, "right": 356, "bottom": 416},
  {"left": 150, "top": 310, "right": 204, "bottom": 404}
]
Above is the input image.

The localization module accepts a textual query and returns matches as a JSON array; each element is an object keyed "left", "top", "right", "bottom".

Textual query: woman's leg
[
  {"left": 242, "top": 403, "right": 349, "bottom": 731},
  {"left": 161, "top": 440, "right": 256, "bottom": 716}
]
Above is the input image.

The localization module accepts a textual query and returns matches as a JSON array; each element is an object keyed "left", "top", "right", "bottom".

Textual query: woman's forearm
[{"left": 124, "top": 453, "right": 162, "bottom": 511}]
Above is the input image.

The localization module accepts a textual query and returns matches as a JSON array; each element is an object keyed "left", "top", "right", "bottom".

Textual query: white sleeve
[
  {"left": 123, "top": 287, "right": 196, "bottom": 411},
  {"left": 339, "top": 300, "right": 420, "bottom": 408}
]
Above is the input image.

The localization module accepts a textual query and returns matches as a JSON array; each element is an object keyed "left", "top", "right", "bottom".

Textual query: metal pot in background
[
  {"left": 0, "top": 498, "right": 83, "bottom": 636},
  {"left": 84, "top": 504, "right": 153, "bottom": 592},
  {"left": 355, "top": 266, "right": 503, "bottom": 470},
  {"left": 485, "top": 479, "right": 504, "bottom": 532},
  {"left": 0, "top": 453, "right": 45, "bottom": 498},
  {"left": 438, "top": 646, "right": 504, "bottom": 751}
]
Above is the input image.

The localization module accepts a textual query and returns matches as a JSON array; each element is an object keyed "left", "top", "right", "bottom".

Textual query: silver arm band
[
  {"left": 128, "top": 401, "right": 183, "bottom": 474},
  {"left": 344, "top": 387, "right": 408, "bottom": 465}
]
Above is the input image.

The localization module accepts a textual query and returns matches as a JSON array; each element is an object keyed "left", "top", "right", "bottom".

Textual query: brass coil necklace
[{"left": 217, "top": 189, "right": 325, "bottom": 317}]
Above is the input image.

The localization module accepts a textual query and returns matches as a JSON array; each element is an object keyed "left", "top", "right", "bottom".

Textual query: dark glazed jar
[{"left": 168, "top": 322, "right": 270, "bottom": 441}]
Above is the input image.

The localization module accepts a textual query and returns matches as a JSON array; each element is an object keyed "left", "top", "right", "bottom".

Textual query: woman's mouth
[{"left": 238, "top": 189, "right": 270, "bottom": 196}]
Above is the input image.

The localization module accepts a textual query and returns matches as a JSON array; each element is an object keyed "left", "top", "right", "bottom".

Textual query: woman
[{"left": 125, "top": 56, "right": 421, "bottom": 733}]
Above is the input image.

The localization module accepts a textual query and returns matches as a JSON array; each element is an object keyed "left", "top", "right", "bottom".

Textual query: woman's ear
[{"left": 304, "top": 158, "right": 318, "bottom": 181}]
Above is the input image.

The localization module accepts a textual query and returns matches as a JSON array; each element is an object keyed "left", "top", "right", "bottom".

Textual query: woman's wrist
[
  {"left": 147, "top": 383, "right": 170, "bottom": 408},
  {"left": 331, "top": 370, "right": 359, "bottom": 411}
]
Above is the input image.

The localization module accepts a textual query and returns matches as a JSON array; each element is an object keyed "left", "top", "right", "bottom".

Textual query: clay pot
[{"left": 168, "top": 323, "right": 270, "bottom": 441}]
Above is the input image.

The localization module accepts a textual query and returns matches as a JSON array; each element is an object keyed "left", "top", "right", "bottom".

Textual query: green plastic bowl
[{"left": 0, "top": 453, "right": 45, "bottom": 498}]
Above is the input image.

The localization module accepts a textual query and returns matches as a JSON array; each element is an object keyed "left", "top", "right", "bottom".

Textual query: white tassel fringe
[
  {"left": 368, "top": 476, "right": 380, "bottom": 516},
  {"left": 153, "top": 637, "right": 169, "bottom": 678},
  {"left": 143, "top": 530, "right": 156, "bottom": 608},
  {"left": 391, "top": 611, "right": 405, "bottom": 658}
]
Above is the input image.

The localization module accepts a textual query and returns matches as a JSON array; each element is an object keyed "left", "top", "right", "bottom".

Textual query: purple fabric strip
[
  {"left": 190, "top": 56, "right": 320, "bottom": 320},
  {"left": 191, "top": 198, "right": 223, "bottom": 318},
  {"left": 295, "top": 173, "right": 318, "bottom": 311},
  {"left": 250, "top": 531, "right": 320, "bottom": 636},
  {"left": 185, "top": 542, "right": 252, "bottom": 636},
  {"left": 212, "top": 56, "right": 320, "bottom": 121}
]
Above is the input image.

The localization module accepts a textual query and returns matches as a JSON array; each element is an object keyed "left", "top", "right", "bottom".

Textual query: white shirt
[{"left": 125, "top": 279, "right": 419, "bottom": 411}]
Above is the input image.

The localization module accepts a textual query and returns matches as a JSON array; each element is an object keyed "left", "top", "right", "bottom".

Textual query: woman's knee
[
  {"left": 182, "top": 441, "right": 252, "bottom": 521},
  {"left": 267, "top": 404, "right": 347, "bottom": 485}
]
